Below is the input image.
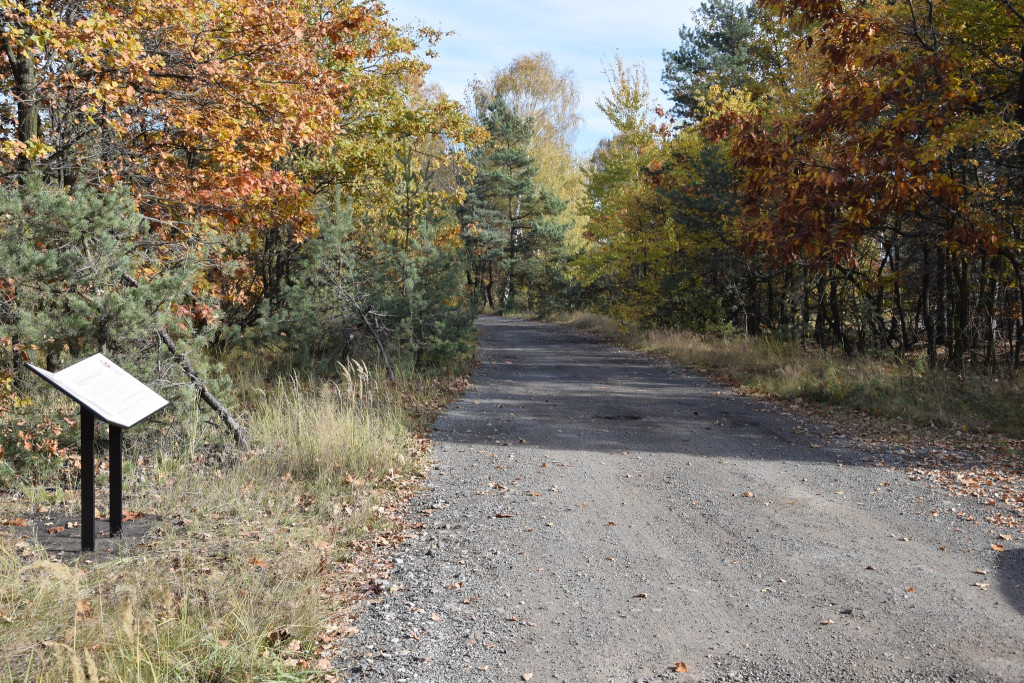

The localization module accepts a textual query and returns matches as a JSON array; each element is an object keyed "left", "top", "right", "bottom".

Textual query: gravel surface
[{"left": 337, "top": 316, "right": 1024, "bottom": 682}]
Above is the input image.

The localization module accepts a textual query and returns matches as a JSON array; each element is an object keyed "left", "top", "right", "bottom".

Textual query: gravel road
[{"left": 337, "top": 316, "right": 1024, "bottom": 682}]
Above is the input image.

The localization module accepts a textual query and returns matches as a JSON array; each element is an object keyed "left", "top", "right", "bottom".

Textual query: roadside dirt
[{"left": 336, "top": 316, "right": 1024, "bottom": 682}]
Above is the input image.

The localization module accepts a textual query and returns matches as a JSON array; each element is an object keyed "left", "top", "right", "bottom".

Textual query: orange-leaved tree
[{"left": 2, "top": 0, "right": 455, "bottom": 319}]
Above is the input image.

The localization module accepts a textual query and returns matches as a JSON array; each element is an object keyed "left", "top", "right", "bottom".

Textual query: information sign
[
  {"left": 26, "top": 353, "right": 168, "bottom": 551},
  {"left": 27, "top": 353, "right": 168, "bottom": 428}
]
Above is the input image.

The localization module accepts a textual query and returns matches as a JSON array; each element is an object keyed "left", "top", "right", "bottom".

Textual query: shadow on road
[
  {"left": 997, "top": 548, "right": 1024, "bottom": 615},
  {"left": 433, "top": 316, "right": 856, "bottom": 469}
]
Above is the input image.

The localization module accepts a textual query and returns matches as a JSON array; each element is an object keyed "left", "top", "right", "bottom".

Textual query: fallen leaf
[
  {"left": 906, "top": 586, "right": 915, "bottom": 592},
  {"left": 674, "top": 661, "right": 689, "bottom": 673},
  {"left": 999, "top": 534, "right": 1013, "bottom": 541},
  {"left": 607, "top": 521, "right": 616, "bottom": 526},
  {"left": 265, "top": 628, "right": 291, "bottom": 647},
  {"left": 122, "top": 510, "right": 145, "bottom": 521},
  {"left": 992, "top": 544, "right": 1005, "bottom": 552},
  {"left": 743, "top": 492, "right": 755, "bottom": 498},
  {"left": 496, "top": 513, "right": 515, "bottom": 518},
  {"left": 431, "top": 613, "right": 441, "bottom": 622},
  {"left": 287, "top": 638, "right": 302, "bottom": 652},
  {"left": 866, "top": 565, "right": 877, "bottom": 571},
  {"left": 47, "top": 526, "right": 65, "bottom": 534},
  {"left": 821, "top": 619, "right": 834, "bottom": 625},
  {"left": 974, "top": 569, "right": 988, "bottom": 575},
  {"left": 1, "top": 518, "right": 28, "bottom": 527},
  {"left": 634, "top": 592, "right": 649, "bottom": 598},
  {"left": 522, "top": 674, "right": 533, "bottom": 681},
  {"left": 973, "top": 582, "right": 990, "bottom": 590},
  {"left": 315, "top": 658, "right": 331, "bottom": 671},
  {"left": 75, "top": 600, "right": 92, "bottom": 620}
]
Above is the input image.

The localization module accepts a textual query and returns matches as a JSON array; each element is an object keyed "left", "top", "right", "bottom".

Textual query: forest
[
  {"left": 1, "top": 0, "right": 1024, "bottom": 678},
  {"left": 4, "top": 0, "right": 1023, "bottom": 465}
]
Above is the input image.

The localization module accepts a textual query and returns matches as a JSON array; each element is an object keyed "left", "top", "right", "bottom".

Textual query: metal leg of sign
[
  {"left": 81, "top": 406, "right": 95, "bottom": 552},
  {"left": 109, "top": 425, "right": 122, "bottom": 538}
]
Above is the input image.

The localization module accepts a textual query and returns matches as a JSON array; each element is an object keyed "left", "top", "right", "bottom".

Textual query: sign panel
[{"left": 27, "top": 353, "right": 168, "bottom": 428}]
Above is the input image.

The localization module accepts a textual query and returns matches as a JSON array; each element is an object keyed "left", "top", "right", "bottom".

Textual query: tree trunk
[
  {"left": 829, "top": 276, "right": 851, "bottom": 354},
  {"left": 2, "top": 30, "right": 40, "bottom": 176},
  {"left": 949, "top": 258, "right": 971, "bottom": 369},
  {"left": 922, "top": 245, "right": 938, "bottom": 367},
  {"left": 120, "top": 274, "right": 251, "bottom": 450},
  {"left": 893, "top": 244, "right": 909, "bottom": 353}
]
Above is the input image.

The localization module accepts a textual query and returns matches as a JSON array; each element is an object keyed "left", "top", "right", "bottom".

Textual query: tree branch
[{"left": 121, "top": 273, "right": 250, "bottom": 450}]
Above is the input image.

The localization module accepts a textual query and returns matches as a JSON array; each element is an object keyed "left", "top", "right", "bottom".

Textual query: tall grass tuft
[{"left": 248, "top": 370, "right": 411, "bottom": 484}]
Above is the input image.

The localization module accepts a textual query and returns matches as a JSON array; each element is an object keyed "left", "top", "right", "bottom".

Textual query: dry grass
[
  {"left": 0, "top": 363, "right": 457, "bottom": 682},
  {"left": 553, "top": 311, "right": 1024, "bottom": 439}
]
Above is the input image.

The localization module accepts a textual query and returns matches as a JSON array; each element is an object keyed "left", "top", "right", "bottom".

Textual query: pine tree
[
  {"left": 0, "top": 178, "right": 197, "bottom": 478},
  {"left": 662, "top": 0, "right": 784, "bottom": 123},
  {"left": 461, "top": 97, "right": 564, "bottom": 310}
]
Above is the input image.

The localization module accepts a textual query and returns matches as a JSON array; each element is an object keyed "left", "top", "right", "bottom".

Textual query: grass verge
[
  {"left": 0, "top": 362, "right": 466, "bottom": 682},
  {"left": 551, "top": 311, "right": 1024, "bottom": 439}
]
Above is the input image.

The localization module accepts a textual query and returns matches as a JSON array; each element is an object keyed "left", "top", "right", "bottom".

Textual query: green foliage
[
  {"left": 0, "top": 179, "right": 181, "bottom": 361},
  {"left": 461, "top": 97, "right": 567, "bottom": 311},
  {"left": 241, "top": 186, "right": 475, "bottom": 374},
  {"left": 0, "top": 179, "right": 208, "bottom": 481},
  {"left": 663, "top": 0, "right": 785, "bottom": 122}
]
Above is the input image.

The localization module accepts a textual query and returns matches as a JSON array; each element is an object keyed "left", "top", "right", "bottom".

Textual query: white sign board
[{"left": 27, "top": 353, "right": 169, "bottom": 428}]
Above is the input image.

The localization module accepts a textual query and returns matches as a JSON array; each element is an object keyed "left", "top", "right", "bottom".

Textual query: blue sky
[{"left": 385, "top": 0, "right": 703, "bottom": 157}]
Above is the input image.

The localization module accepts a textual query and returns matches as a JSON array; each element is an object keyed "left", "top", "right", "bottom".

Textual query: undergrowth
[{"left": 0, "top": 362, "right": 465, "bottom": 681}]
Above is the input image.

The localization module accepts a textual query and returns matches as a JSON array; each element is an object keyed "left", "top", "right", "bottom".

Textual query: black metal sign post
[
  {"left": 27, "top": 354, "right": 168, "bottom": 552},
  {"left": 81, "top": 406, "right": 96, "bottom": 552},
  {"left": 109, "top": 424, "right": 122, "bottom": 538}
]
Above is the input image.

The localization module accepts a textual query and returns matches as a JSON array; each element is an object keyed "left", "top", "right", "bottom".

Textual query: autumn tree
[
  {"left": 1, "top": 0, "right": 470, "bottom": 330},
  {"left": 0, "top": 0, "right": 483, "bottom": 464}
]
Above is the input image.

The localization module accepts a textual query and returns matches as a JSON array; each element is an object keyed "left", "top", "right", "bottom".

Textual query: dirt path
[{"left": 337, "top": 316, "right": 1024, "bottom": 682}]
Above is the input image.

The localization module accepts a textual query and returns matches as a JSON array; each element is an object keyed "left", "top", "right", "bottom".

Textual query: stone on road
[{"left": 339, "top": 316, "right": 1024, "bottom": 682}]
